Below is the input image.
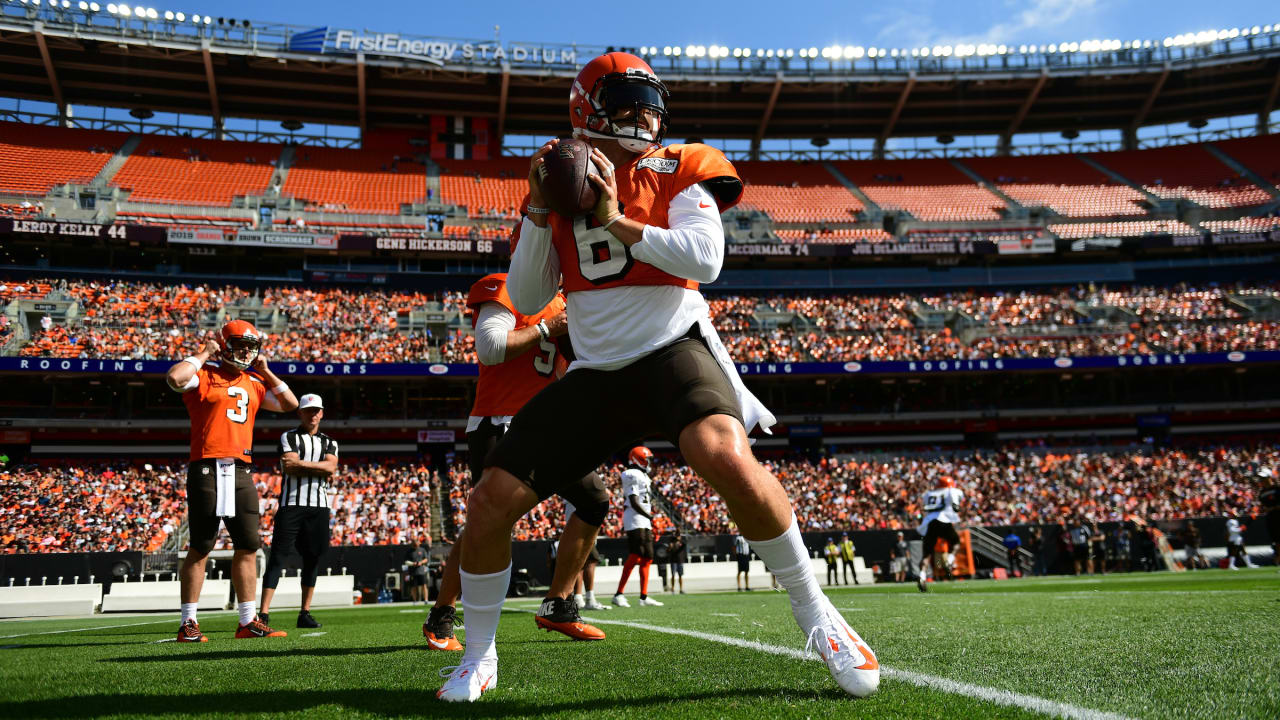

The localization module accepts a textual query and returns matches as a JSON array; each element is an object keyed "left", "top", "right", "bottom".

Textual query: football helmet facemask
[
  {"left": 571, "top": 52, "right": 669, "bottom": 153},
  {"left": 218, "top": 320, "right": 263, "bottom": 371}
]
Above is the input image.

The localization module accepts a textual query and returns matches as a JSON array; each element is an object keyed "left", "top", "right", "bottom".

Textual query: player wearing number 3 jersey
[
  {"left": 437, "top": 52, "right": 879, "bottom": 704},
  {"left": 165, "top": 320, "right": 298, "bottom": 642}
]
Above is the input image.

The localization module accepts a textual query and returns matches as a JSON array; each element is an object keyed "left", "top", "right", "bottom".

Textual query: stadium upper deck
[{"left": 1, "top": 5, "right": 1279, "bottom": 144}]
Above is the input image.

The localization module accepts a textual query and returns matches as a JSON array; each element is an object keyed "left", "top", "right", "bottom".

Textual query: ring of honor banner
[{"left": 2, "top": 351, "right": 1276, "bottom": 377}]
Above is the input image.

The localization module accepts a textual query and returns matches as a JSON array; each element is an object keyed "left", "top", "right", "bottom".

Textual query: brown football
[{"left": 536, "top": 138, "right": 599, "bottom": 217}]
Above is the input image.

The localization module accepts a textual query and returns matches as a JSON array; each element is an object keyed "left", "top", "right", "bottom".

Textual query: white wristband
[
  {"left": 271, "top": 383, "right": 289, "bottom": 397},
  {"left": 536, "top": 320, "right": 550, "bottom": 341},
  {"left": 182, "top": 356, "right": 204, "bottom": 371},
  {"left": 602, "top": 213, "right": 624, "bottom": 231}
]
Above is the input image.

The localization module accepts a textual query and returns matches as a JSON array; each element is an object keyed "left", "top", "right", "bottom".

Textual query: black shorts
[
  {"left": 270, "top": 506, "right": 331, "bottom": 562},
  {"left": 627, "top": 528, "right": 654, "bottom": 558},
  {"left": 1266, "top": 511, "right": 1280, "bottom": 542},
  {"left": 468, "top": 420, "right": 609, "bottom": 517},
  {"left": 737, "top": 555, "right": 751, "bottom": 573},
  {"left": 186, "top": 458, "right": 261, "bottom": 553},
  {"left": 1073, "top": 545, "right": 1091, "bottom": 562},
  {"left": 922, "top": 520, "right": 960, "bottom": 558},
  {"left": 488, "top": 331, "right": 742, "bottom": 500}
]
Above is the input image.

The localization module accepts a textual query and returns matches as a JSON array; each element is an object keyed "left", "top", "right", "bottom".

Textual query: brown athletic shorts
[
  {"left": 186, "top": 458, "right": 262, "bottom": 553},
  {"left": 488, "top": 329, "right": 742, "bottom": 500}
]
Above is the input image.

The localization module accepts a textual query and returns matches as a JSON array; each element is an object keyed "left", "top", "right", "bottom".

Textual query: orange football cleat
[
  {"left": 235, "top": 617, "right": 287, "bottom": 638},
  {"left": 176, "top": 619, "right": 208, "bottom": 643},
  {"left": 534, "top": 597, "right": 606, "bottom": 641}
]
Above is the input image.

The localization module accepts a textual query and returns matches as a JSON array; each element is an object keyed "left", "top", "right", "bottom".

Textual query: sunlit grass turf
[{"left": 0, "top": 568, "right": 1276, "bottom": 719}]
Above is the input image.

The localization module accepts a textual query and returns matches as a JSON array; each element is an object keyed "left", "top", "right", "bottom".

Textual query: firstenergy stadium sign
[{"left": 329, "top": 30, "right": 577, "bottom": 67}]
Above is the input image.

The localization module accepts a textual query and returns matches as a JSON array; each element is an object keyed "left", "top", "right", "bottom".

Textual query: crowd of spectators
[
  {"left": 4, "top": 444, "right": 1273, "bottom": 553},
  {"left": 419, "top": 443, "right": 1280, "bottom": 541},
  {"left": 0, "top": 462, "right": 184, "bottom": 553},
  {"left": 6, "top": 279, "right": 1278, "bottom": 363}
]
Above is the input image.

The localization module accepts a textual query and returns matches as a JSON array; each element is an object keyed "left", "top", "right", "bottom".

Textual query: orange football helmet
[
  {"left": 628, "top": 446, "right": 654, "bottom": 471},
  {"left": 570, "top": 52, "right": 669, "bottom": 152},
  {"left": 218, "top": 319, "right": 262, "bottom": 371},
  {"left": 939, "top": 476, "right": 956, "bottom": 489}
]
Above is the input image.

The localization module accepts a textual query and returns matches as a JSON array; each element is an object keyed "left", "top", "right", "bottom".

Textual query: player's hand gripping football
[
  {"left": 586, "top": 147, "right": 619, "bottom": 225},
  {"left": 526, "top": 138, "right": 559, "bottom": 211}
]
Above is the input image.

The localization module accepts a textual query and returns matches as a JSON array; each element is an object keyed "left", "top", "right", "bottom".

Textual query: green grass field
[{"left": 1, "top": 569, "right": 1277, "bottom": 719}]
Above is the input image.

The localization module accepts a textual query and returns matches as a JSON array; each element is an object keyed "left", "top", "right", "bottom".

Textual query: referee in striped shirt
[{"left": 259, "top": 393, "right": 338, "bottom": 629}]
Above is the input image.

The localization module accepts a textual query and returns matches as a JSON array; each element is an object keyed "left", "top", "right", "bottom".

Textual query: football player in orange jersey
[
  {"left": 165, "top": 320, "right": 298, "bottom": 642},
  {"left": 424, "top": 272, "right": 608, "bottom": 656},
  {"left": 437, "top": 52, "right": 878, "bottom": 703}
]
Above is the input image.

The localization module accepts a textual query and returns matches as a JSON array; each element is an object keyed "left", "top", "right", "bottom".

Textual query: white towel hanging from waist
[
  {"left": 214, "top": 458, "right": 237, "bottom": 518},
  {"left": 693, "top": 317, "right": 776, "bottom": 436}
]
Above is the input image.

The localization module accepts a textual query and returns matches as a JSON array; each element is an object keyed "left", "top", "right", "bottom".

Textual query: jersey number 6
[{"left": 573, "top": 212, "right": 633, "bottom": 284}]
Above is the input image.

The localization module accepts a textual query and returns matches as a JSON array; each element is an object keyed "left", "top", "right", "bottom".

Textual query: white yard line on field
[
  {"left": 576, "top": 613, "right": 1137, "bottom": 720},
  {"left": 0, "top": 618, "right": 178, "bottom": 640},
  {"left": 300, "top": 632, "right": 327, "bottom": 637}
]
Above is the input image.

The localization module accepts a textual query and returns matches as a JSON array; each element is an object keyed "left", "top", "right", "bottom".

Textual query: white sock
[
  {"left": 747, "top": 516, "right": 822, "bottom": 610},
  {"left": 459, "top": 564, "right": 511, "bottom": 663},
  {"left": 180, "top": 602, "right": 198, "bottom": 624},
  {"left": 573, "top": 593, "right": 585, "bottom": 607},
  {"left": 238, "top": 601, "right": 256, "bottom": 626},
  {"left": 584, "top": 590, "right": 595, "bottom": 603}
]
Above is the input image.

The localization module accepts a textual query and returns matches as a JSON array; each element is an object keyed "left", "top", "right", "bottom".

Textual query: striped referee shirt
[{"left": 278, "top": 428, "right": 339, "bottom": 509}]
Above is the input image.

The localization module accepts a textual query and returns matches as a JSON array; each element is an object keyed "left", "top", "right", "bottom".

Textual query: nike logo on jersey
[
  {"left": 485, "top": 285, "right": 499, "bottom": 291},
  {"left": 698, "top": 202, "right": 712, "bottom": 209}
]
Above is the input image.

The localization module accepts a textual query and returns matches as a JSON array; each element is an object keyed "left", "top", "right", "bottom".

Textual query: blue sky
[{"left": 202, "top": 0, "right": 1276, "bottom": 50}]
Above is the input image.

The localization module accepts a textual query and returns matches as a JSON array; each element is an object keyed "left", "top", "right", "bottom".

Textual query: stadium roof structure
[{"left": 1, "top": 5, "right": 1279, "bottom": 152}]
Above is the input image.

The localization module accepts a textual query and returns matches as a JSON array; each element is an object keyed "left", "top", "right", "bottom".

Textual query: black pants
[
  {"left": 826, "top": 562, "right": 838, "bottom": 585},
  {"left": 842, "top": 558, "right": 858, "bottom": 584},
  {"left": 922, "top": 520, "right": 960, "bottom": 559},
  {"left": 262, "top": 506, "right": 331, "bottom": 589}
]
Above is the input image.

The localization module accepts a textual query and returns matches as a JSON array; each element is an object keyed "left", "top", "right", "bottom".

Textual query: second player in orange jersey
[{"left": 423, "top": 273, "right": 611, "bottom": 654}]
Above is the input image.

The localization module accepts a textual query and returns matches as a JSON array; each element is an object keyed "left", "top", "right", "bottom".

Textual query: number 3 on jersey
[
  {"left": 226, "top": 386, "right": 249, "bottom": 423},
  {"left": 573, "top": 213, "right": 633, "bottom": 284}
]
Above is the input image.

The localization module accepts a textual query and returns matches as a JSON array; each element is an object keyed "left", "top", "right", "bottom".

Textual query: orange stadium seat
[
  {"left": 0, "top": 121, "right": 129, "bottom": 195},
  {"left": 437, "top": 158, "right": 529, "bottom": 220},
  {"left": 962, "top": 154, "right": 1147, "bottom": 217},
  {"left": 284, "top": 146, "right": 427, "bottom": 215},
  {"left": 1087, "top": 145, "right": 1269, "bottom": 209},
  {"left": 774, "top": 227, "right": 892, "bottom": 244},
  {"left": 734, "top": 161, "right": 863, "bottom": 223},
  {"left": 110, "top": 135, "right": 279, "bottom": 206},
  {"left": 1199, "top": 217, "right": 1280, "bottom": 233},
  {"left": 833, "top": 159, "right": 1006, "bottom": 221},
  {"left": 1048, "top": 219, "right": 1196, "bottom": 238}
]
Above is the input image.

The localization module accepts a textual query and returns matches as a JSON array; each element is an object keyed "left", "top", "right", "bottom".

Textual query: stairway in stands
[{"left": 90, "top": 135, "right": 140, "bottom": 188}]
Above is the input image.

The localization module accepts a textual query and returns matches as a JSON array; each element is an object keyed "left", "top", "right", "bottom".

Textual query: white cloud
[{"left": 869, "top": 0, "right": 1100, "bottom": 48}]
